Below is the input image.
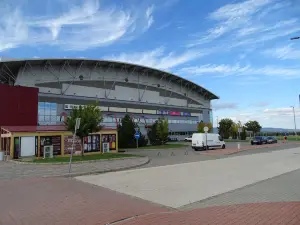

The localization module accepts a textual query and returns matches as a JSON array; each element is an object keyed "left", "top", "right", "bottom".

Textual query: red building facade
[{"left": 0, "top": 84, "right": 38, "bottom": 126}]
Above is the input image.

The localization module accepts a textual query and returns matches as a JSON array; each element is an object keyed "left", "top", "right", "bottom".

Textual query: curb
[
  {"left": 44, "top": 157, "right": 150, "bottom": 178},
  {"left": 226, "top": 143, "right": 300, "bottom": 156},
  {"left": 10, "top": 156, "right": 143, "bottom": 165}
]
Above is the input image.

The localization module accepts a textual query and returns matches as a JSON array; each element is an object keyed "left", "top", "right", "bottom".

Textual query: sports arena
[{"left": 0, "top": 58, "right": 219, "bottom": 140}]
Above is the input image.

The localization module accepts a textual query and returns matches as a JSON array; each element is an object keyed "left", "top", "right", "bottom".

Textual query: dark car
[
  {"left": 266, "top": 136, "right": 278, "bottom": 144},
  {"left": 262, "top": 136, "right": 268, "bottom": 144},
  {"left": 251, "top": 136, "right": 265, "bottom": 145}
]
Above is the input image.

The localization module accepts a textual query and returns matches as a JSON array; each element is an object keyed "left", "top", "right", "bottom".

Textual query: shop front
[{"left": 0, "top": 126, "right": 118, "bottom": 159}]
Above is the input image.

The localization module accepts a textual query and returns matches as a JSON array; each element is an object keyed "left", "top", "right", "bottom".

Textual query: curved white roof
[{"left": 0, "top": 58, "right": 219, "bottom": 100}]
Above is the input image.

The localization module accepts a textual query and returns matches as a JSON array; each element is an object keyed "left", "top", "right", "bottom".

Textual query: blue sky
[{"left": 1, "top": 0, "right": 300, "bottom": 128}]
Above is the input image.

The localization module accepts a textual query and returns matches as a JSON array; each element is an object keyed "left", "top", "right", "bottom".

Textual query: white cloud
[
  {"left": 215, "top": 106, "right": 300, "bottom": 129},
  {"left": 188, "top": 0, "right": 299, "bottom": 50},
  {"left": 189, "top": 0, "right": 272, "bottom": 46},
  {"left": 0, "top": 0, "right": 155, "bottom": 51},
  {"left": 106, "top": 47, "right": 208, "bottom": 70},
  {"left": 264, "top": 107, "right": 300, "bottom": 117},
  {"left": 145, "top": 5, "right": 154, "bottom": 30},
  {"left": 180, "top": 64, "right": 300, "bottom": 79},
  {"left": 156, "top": 21, "right": 172, "bottom": 30},
  {"left": 263, "top": 44, "right": 300, "bottom": 60}
]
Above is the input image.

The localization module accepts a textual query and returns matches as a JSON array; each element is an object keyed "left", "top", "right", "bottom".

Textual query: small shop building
[{"left": 0, "top": 125, "right": 118, "bottom": 159}]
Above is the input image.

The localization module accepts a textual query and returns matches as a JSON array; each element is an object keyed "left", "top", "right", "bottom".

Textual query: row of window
[
  {"left": 38, "top": 114, "right": 200, "bottom": 126},
  {"left": 38, "top": 115, "right": 62, "bottom": 123}
]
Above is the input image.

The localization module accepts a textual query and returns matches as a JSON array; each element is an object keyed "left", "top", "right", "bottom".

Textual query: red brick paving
[
  {"left": 1, "top": 178, "right": 300, "bottom": 225},
  {"left": 118, "top": 202, "right": 300, "bottom": 225},
  {"left": 0, "top": 177, "right": 168, "bottom": 225},
  {"left": 200, "top": 142, "right": 300, "bottom": 156}
]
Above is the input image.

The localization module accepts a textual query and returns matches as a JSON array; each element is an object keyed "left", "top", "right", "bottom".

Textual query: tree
[
  {"left": 245, "top": 120, "right": 262, "bottom": 136},
  {"left": 117, "top": 114, "right": 147, "bottom": 148},
  {"left": 231, "top": 122, "right": 238, "bottom": 139},
  {"left": 147, "top": 118, "right": 169, "bottom": 145},
  {"left": 218, "top": 118, "right": 234, "bottom": 139},
  {"left": 240, "top": 126, "right": 247, "bottom": 140},
  {"left": 156, "top": 118, "right": 169, "bottom": 144},
  {"left": 231, "top": 121, "right": 243, "bottom": 139},
  {"left": 65, "top": 102, "right": 103, "bottom": 156},
  {"left": 147, "top": 121, "right": 159, "bottom": 145},
  {"left": 197, "top": 121, "right": 212, "bottom": 133}
]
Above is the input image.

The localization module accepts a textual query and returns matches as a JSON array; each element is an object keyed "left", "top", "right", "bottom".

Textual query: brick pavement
[
  {"left": 0, "top": 157, "right": 149, "bottom": 180},
  {"left": 0, "top": 177, "right": 168, "bottom": 225},
  {"left": 117, "top": 202, "right": 300, "bottom": 225}
]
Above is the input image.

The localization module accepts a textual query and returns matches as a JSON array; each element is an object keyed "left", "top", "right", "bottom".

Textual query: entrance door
[{"left": 20, "top": 136, "right": 35, "bottom": 157}]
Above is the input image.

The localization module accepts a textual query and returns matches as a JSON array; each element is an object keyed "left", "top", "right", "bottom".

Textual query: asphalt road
[{"left": 126, "top": 141, "right": 300, "bottom": 168}]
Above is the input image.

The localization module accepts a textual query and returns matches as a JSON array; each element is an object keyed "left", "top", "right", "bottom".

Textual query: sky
[{"left": 1, "top": 0, "right": 300, "bottom": 129}]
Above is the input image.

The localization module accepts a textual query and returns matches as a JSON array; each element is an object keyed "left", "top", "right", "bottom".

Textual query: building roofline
[{"left": 0, "top": 58, "right": 219, "bottom": 100}]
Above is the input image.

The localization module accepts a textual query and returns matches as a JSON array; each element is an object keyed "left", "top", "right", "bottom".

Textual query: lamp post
[
  {"left": 291, "top": 37, "right": 300, "bottom": 40},
  {"left": 291, "top": 106, "right": 297, "bottom": 139}
]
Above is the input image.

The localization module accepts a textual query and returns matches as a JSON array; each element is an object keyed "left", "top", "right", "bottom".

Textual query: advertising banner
[{"left": 64, "top": 135, "right": 81, "bottom": 155}]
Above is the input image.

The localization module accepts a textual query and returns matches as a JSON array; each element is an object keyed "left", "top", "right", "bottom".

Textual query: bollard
[{"left": 237, "top": 143, "right": 240, "bottom": 151}]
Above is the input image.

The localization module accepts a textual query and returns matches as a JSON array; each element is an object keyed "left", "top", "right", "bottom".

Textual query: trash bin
[{"left": 0, "top": 151, "right": 3, "bottom": 161}]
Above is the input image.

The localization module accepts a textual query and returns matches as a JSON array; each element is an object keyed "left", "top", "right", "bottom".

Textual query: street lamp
[
  {"left": 291, "top": 106, "right": 297, "bottom": 138},
  {"left": 291, "top": 37, "right": 300, "bottom": 40}
]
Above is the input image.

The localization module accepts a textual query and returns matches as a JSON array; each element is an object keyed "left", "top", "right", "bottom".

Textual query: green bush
[
  {"left": 118, "top": 114, "right": 147, "bottom": 148},
  {"left": 147, "top": 118, "right": 169, "bottom": 145}
]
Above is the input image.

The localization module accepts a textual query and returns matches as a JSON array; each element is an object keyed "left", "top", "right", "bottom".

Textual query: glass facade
[
  {"left": 38, "top": 102, "right": 60, "bottom": 125},
  {"left": 209, "top": 110, "right": 213, "bottom": 126}
]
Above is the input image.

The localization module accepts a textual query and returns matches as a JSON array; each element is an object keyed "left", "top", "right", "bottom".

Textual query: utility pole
[{"left": 291, "top": 106, "right": 297, "bottom": 139}]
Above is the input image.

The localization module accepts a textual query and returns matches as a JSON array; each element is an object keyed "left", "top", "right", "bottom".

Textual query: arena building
[{"left": 0, "top": 58, "right": 219, "bottom": 140}]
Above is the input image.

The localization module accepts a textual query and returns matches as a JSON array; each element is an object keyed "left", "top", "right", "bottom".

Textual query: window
[{"left": 38, "top": 102, "right": 57, "bottom": 124}]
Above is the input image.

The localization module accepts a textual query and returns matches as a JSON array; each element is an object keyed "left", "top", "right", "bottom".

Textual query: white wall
[{"left": 16, "top": 64, "right": 211, "bottom": 108}]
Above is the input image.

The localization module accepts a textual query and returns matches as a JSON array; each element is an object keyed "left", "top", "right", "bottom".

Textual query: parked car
[
  {"left": 266, "top": 136, "right": 278, "bottom": 144},
  {"left": 168, "top": 137, "right": 178, "bottom": 142},
  {"left": 251, "top": 136, "right": 265, "bottom": 145},
  {"left": 184, "top": 136, "right": 192, "bottom": 142},
  {"left": 262, "top": 136, "right": 268, "bottom": 144},
  {"left": 192, "top": 133, "right": 225, "bottom": 151}
]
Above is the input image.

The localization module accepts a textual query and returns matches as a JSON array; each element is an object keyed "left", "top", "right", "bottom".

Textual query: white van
[{"left": 192, "top": 133, "right": 225, "bottom": 151}]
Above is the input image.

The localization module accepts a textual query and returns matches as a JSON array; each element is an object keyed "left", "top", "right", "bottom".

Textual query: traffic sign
[
  {"left": 134, "top": 132, "right": 140, "bottom": 139},
  {"left": 204, "top": 126, "right": 209, "bottom": 133}
]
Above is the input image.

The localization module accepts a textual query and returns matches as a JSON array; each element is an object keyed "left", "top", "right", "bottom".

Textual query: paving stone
[{"left": 0, "top": 157, "right": 149, "bottom": 180}]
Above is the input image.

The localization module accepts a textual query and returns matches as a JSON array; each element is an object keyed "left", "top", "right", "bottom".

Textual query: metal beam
[
  {"left": 139, "top": 71, "right": 149, "bottom": 102},
  {"left": 2, "top": 63, "right": 16, "bottom": 81}
]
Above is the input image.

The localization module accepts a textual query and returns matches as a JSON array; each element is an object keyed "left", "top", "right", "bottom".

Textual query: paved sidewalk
[
  {"left": 0, "top": 157, "right": 149, "bottom": 180},
  {"left": 76, "top": 147, "right": 300, "bottom": 208},
  {"left": 117, "top": 202, "right": 300, "bottom": 225},
  {"left": 181, "top": 166, "right": 300, "bottom": 210},
  {"left": 0, "top": 177, "right": 168, "bottom": 225}
]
